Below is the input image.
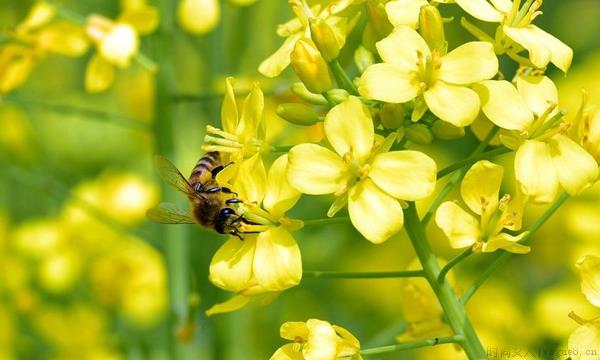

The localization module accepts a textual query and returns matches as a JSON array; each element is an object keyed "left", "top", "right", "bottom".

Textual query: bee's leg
[
  {"left": 221, "top": 187, "right": 238, "bottom": 197},
  {"left": 210, "top": 165, "right": 225, "bottom": 177},
  {"left": 205, "top": 186, "right": 221, "bottom": 193},
  {"left": 226, "top": 198, "right": 243, "bottom": 205},
  {"left": 230, "top": 229, "right": 244, "bottom": 240}
]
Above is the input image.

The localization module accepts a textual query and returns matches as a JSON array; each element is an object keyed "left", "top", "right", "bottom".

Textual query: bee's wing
[
  {"left": 154, "top": 155, "right": 195, "bottom": 195},
  {"left": 147, "top": 202, "right": 196, "bottom": 224}
]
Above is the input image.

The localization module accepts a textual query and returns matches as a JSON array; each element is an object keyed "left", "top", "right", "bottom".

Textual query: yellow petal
[
  {"left": 514, "top": 140, "right": 559, "bottom": 203},
  {"left": 259, "top": 33, "right": 302, "bottom": 78},
  {"left": 119, "top": 5, "right": 159, "bottom": 35},
  {"left": 270, "top": 343, "right": 304, "bottom": 360},
  {"left": 369, "top": 150, "right": 436, "bottom": 200},
  {"left": 324, "top": 96, "right": 374, "bottom": 163},
  {"left": 264, "top": 155, "right": 301, "bottom": 217},
  {"left": 98, "top": 23, "right": 139, "bottom": 68},
  {"left": 576, "top": 255, "right": 600, "bottom": 308},
  {"left": 18, "top": 2, "right": 55, "bottom": 32},
  {"left": 205, "top": 295, "right": 250, "bottom": 316},
  {"left": 525, "top": 25, "right": 573, "bottom": 73},
  {"left": 424, "top": 81, "right": 480, "bottom": 127},
  {"left": 549, "top": 134, "right": 599, "bottom": 196},
  {"left": 376, "top": 25, "right": 430, "bottom": 70},
  {"left": 385, "top": 0, "right": 428, "bottom": 28},
  {"left": 439, "top": 42, "right": 498, "bottom": 85},
  {"left": 348, "top": 179, "right": 404, "bottom": 244},
  {"left": 221, "top": 77, "right": 238, "bottom": 134},
  {"left": 473, "top": 80, "right": 533, "bottom": 131},
  {"left": 455, "top": 0, "right": 503, "bottom": 22},
  {"left": 568, "top": 323, "right": 600, "bottom": 360},
  {"left": 490, "top": 0, "right": 512, "bottom": 13},
  {"left": 0, "top": 49, "right": 35, "bottom": 94},
  {"left": 85, "top": 54, "right": 115, "bottom": 93},
  {"left": 253, "top": 227, "right": 302, "bottom": 292},
  {"left": 234, "top": 154, "right": 267, "bottom": 204},
  {"left": 334, "top": 325, "right": 361, "bottom": 356},
  {"left": 35, "top": 22, "right": 90, "bottom": 57},
  {"left": 209, "top": 235, "right": 256, "bottom": 292},
  {"left": 435, "top": 202, "right": 480, "bottom": 249},
  {"left": 358, "top": 63, "right": 420, "bottom": 103},
  {"left": 287, "top": 144, "right": 349, "bottom": 195},
  {"left": 280, "top": 321, "right": 309, "bottom": 341},
  {"left": 515, "top": 75, "right": 558, "bottom": 117},
  {"left": 483, "top": 232, "right": 530, "bottom": 254},
  {"left": 460, "top": 160, "right": 503, "bottom": 217},
  {"left": 503, "top": 25, "right": 572, "bottom": 71},
  {"left": 236, "top": 82, "right": 264, "bottom": 142},
  {"left": 304, "top": 319, "right": 338, "bottom": 360}
]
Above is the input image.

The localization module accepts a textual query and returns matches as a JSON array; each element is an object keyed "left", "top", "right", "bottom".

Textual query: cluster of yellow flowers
[
  {"left": 0, "top": 172, "right": 166, "bottom": 358},
  {"left": 187, "top": 0, "right": 600, "bottom": 358}
]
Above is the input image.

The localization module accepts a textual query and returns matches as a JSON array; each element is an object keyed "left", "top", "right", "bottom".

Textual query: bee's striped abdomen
[{"left": 189, "top": 151, "right": 221, "bottom": 188}]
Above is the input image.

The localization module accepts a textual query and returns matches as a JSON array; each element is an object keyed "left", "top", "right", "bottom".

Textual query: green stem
[
  {"left": 404, "top": 203, "right": 487, "bottom": 359},
  {"left": 270, "top": 145, "right": 294, "bottom": 153},
  {"left": 437, "top": 146, "right": 511, "bottom": 179},
  {"left": 322, "top": 91, "right": 337, "bottom": 107},
  {"left": 461, "top": 192, "right": 569, "bottom": 305},
  {"left": 303, "top": 270, "right": 425, "bottom": 279},
  {"left": 329, "top": 59, "right": 359, "bottom": 95},
  {"left": 302, "top": 216, "right": 350, "bottom": 226},
  {"left": 438, "top": 248, "right": 472, "bottom": 284},
  {"left": 361, "top": 335, "right": 463, "bottom": 356},
  {"left": 422, "top": 126, "right": 500, "bottom": 226}
]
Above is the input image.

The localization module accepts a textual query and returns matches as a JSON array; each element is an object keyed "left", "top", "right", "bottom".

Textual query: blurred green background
[{"left": 2, "top": 0, "right": 600, "bottom": 359}]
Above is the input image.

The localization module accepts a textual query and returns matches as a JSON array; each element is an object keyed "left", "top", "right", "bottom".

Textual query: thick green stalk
[
  {"left": 303, "top": 270, "right": 425, "bottom": 279},
  {"left": 436, "top": 146, "right": 511, "bottom": 179},
  {"left": 404, "top": 203, "right": 487, "bottom": 359},
  {"left": 328, "top": 59, "right": 359, "bottom": 95},
  {"left": 361, "top": 335, "right": 463, "bottom": 356}
]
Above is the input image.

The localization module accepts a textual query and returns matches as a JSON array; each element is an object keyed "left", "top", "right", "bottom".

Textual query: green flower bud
[
  {"left": 380, "top": 103, "right": 405, "bottom": 129},
  {"left": 327, "top": 89, "right": 349, "bottom": 104},
  {"left": 431, "top": 120, "right": 465, "bottom": 140},
  {"left": 354, "top": 46, "right": 375, "bottom": 74},
  {"left": 309, "top": 18, "right": 340, "bottom": 62},
  {"left": 276, "top": 103, "right": 320, "bottom": 126},
  {"left": 418, "top": 5, "right": 446, "bottom": 53},
  {"left": 291, "top": 83, "right": 328, "bottom": 105},
  {"left": 290, "top": 38, "right": 333, "bottom": 94},
  {"left": 405, "top": 123, "right": 433, "bottom": 145}
]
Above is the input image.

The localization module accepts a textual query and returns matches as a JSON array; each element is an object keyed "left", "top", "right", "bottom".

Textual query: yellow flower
[
  {"left": 359, "top": 25, "right": 498, "bottom": 126},
  {"left": 202, "top": 77, "right": 267, "bottom": 164},
  {"left": 84, "top": 0, "right": 158, "bottom": 92},
  {"left": 435, "top": 160, "right": 530, "bottom": 254},
  {"left": 259, "top": 0, "right": 360, "bottom": 77},
  {"left": 271, "top": 319, "right": 362, "bottom": 360},
  {"left": 207, "top": 154, "right": 303, "bottom": 315},
  {"left": 384, "top": 0, "right": 453, "bottom": 29},
  {"left": 568, "top": 255, "right": 600, "bottom": 359},
  {"left": 287, "top": 96, "right": 437, "bottom": 244},
  {"left": 474, "top": 75, "right": 599, "bottom": 203},
  {"left": 456, "top": 0, "right": 572, "bottom": 72},
  {"left": 177, "top": 0, "right": 220, "bottom": 35}
]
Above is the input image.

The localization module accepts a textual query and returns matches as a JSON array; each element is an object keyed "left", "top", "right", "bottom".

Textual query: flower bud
[
  {"left": 276, "top": 103, "right": 320, "bottom": 126},
  {"left": 354, "top": 46, "right": 375, "bottom": 74},
  {"left": 291, "top": 82, "right": 328, "bottom": 105},
  {"left": 405, "top": 123, "right": 433, "bottom": 145},
  {"left": 379, "top": 103, "right": 405, "bottom": 129},
  {"left": 366, "top": 1, "right": 393, "bottom": 39},
  {"left": 177, "top": 0, "right": 220, "bottom": 35},
  {"left": 431, "top": 120, "right": 465, "bottom": 140},
  {"left": 291, "top": 38, "right": 333, "bottom": 94},
  {"left": 327, "top": 89, "right": 349, "bottom": 104},
  {"left": 309, "top": 18, "right": 340, "bottom": 62},
  {"left": 418, "top": 5, "right": 446, "bottom": 52}
]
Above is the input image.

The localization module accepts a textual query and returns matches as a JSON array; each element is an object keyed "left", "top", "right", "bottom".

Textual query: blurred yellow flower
[
  {"left": 436, "top": 160, "right": 530, "bottom": 254},
  {"left": 573, "top": 96, "right": 600, "bottom": 164},
  {"left": 271, "top": 319, "right": 362, "bottom": 360},
  {"left": 177, "top": 0, "right": 220, "bottom": 35},
  {"left": 456, "top": 0, "right": 572, "bottom": 72},
  {"left": 359, "top": 25, "right": 498, "bottom": 126},
  {"left": 287, "top": 96, "right": 437, "bottom": 243},
  {"left": 207, "top": 154, "right": 302, "bottom": 315}
]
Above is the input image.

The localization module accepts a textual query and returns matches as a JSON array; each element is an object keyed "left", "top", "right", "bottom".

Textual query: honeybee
[{"left": 147, "top": 152, "right": 249, "bottom": 238}]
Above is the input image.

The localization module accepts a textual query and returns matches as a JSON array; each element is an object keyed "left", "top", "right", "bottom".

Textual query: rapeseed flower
[
  {"left": 270, "top": 319, "right": 362, "bottom": 360},
  {"left": 207, "top": 154, "right": 302, "bottom": 315},
  {"left": 474, "top": 75, "right": 598, "bottom": 203},
  {"left": 359, "top": 25, "right": 498, "bottom": 126},
  {"left": 436, "top": 160, "right": 530, "bottom": 254},
  {"left": 287, "top": 96, "right": 437, "bottom": 243}
]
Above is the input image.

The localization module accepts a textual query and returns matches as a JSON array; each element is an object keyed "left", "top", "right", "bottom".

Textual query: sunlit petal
[
  {"left": 259, "top": 33, "right": 302, "bottom": 78},
  {"left": 549, "top": 134, "right": 599, "bottom": 196},
  {"left": 424, "top": 81, "right": 480, "bottom": 127},
  {"left": 358, "top": 63, "right": 420, "bottom": 103},
  {"left": 455, "top": 0, "right": 503, "bottom": 22},
  {"left": 514, "top": 140, "right": 559, "bottom": 203},
  {"left": 473, "top": 80, "right": 533, "bottom": 131},
  {"left": 253, "top": 227, "right": 302, "bottom": 292},
  {"left": 529, "top": 25, "right": 573, "bottom": 73},
  {"left": 576, "top": 255, "right": 600, "bottom": 308},
  {"left": 439, "top": 42, "right": 498, "bottom": 85},
  {"left": 85, "top": 54, "right": 115, "bottom": 93},
  {"left": 221, "top": 77, "right": 238, "bottom": 134},
  {"left": 205, "top": 295, "right": 250, "bottom": 316},
  {"left": 348, "top": 179, "right": 404, "bottom": 244},
  {"left": 264, "top": 155, "right": 301, "bottom": 217},
  {"left": 435, "top": 202, "right": 480, "bottom": 249},
  {"left": 483, "top": 232, "right": 530, "bottom": 254},
  {"left": 375, "top": 25, "right": 430, "bottom": 70},
  {"left": 503, "top": 25, "right": 552, "bottom": 70},
  {"left": 234, "top": 154, "right": 267, "bottom": 204},
  {"left": 303, "top": 319, "right": 338, "bottom": 360},
  {"left": 568, "top": 323, "right": 600, "bottom": 360},
  {"left": 385, "top": 0, "right": 428, "bottom": 28},
  {"left": 236, "top": 82, "right": 264, "bottom": 142},
  {"left": 515, "top": 75, "right": 558, "bottom": 117},
  {"left": 324, "top": 96, "right": 374, "bottom": 163},
  {"left": 270, "top": 344, "right": 304, "bottom": 360},
  {"left": 287, "top": 144, "right": 350, "bottom": 195},
  {"left": 369, "top": 150, "right": 437, "bottom": 200},
  {"left": 280, "top": 322, "right": 309, "bottom": 341},
  {"left": 460, "top": 160, "right": 503, "bottom": 217},
  {"left": 209, "top": 236, "right": 256, "bottom": 292}
]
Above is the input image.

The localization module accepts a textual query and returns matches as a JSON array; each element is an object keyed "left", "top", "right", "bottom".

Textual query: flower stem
[
  {"left": 422, "top": 126, "right": 500, "bottom": 226},
  {"left": 360, "top": 335, "right": 463, "bottom": 356},
  {"left": 404, "top": 202, "right": 487, "bottom": 359},
  {"left": 328, "top": 59, "right": 359, "bottom": 95},
  {"left": 302, "top": 216, "right": 350, "bottom": 226},
  {"left": 270, "top": 145, "right": 294, "bottom": 153},
  {"left": 438, "top": 248, "right": 472, "bottom": 284},
  {"left": 303, "top": 270, "right": 425, "bottom": 279},
  {"left": 461, "top": 192, "right": 569, "bottom": 305},
  {"left": 436, "top": 146, "right": 511, "bottom": 179}
]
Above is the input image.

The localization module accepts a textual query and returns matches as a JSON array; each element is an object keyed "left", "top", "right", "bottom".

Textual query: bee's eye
[{"left": 194, "top": 183, "right": 204, "bottom": 192}]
